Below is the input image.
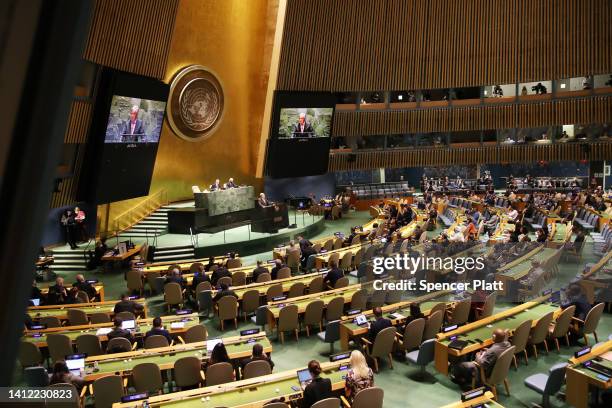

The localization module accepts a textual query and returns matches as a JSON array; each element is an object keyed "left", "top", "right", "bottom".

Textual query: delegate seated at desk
[
  {"left": 225, "top": 177, "right": 237, "bottom": 188},
  {"left": 368, "top": 307, "right": 392, "bottom": 342},
  {"left": 114, "top": 293, "right": 144, "bottom": 315},
  {"left": 451, "top": 328, "right": 511, "bottom": 389},
  {"left": 210, "top": 179, "right": 222, "bottom": 191}
]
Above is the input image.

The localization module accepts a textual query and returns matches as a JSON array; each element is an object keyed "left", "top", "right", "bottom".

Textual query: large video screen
[
  {"left": 278, "top": 107, "right": 333, "bottom": 138},
  {"left": 104, "top": 96, "right": 166, "bottom": 143},
  {"left": 266, "top": 92, "right": 335, "bottom": 178},
  {"left": 77, "top": 69, "right": 169, "bottom": 204}
]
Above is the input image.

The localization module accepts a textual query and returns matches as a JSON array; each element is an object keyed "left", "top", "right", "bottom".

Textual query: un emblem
[{"left": 167, "top": 65, "right": 224, "bottom": 141}]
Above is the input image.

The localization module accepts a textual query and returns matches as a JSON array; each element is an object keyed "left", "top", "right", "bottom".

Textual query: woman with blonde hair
[{"left": 344, "top": 350, "right": 374, "bottom": 401}]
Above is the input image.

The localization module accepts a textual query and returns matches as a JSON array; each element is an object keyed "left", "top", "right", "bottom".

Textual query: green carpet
[{"left": 23, "top": 211, "right": 612, "bottom": 407}]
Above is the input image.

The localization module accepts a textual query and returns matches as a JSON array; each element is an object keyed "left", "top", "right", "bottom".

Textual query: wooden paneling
[
  {"left": 329, "top": 142, "right": 612, "bottom": 172},
  {"left": 83, "top": 0, "right": 179, "bottom": 79},
  {"left": 278, "top": 0, "right": 612, "bottom": 91},
  {"left": 332, "top": 95, "right": 612, "bottom": 137},
  {"left": 63, "top": 100, "right": 93, "bottom": 143}
]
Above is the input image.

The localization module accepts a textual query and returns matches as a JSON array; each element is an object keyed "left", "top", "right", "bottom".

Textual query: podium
[{"left": 251, "top": 203, "right": 289, "bottom": 233}]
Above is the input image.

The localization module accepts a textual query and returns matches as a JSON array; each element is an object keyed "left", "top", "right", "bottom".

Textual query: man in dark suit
[
  {"left": 343, "top": 227, "right": 358, "bottom": 246},
  {"left": 323, "top": 260, "right": 344, "bottom": 288},
  {"left": 121, "top": 105, "right": 145, "bottom": 142},
  {"left": 302, "top": 360, "right": 332, "bottom": 408},
  {"left": 48, "top": 277, "right": 68, "bottom": 305},
  {"left": 240, "top": 343, "right": 274, "bottom": 373},
  {"left": 292, "top": 113, "right": 314, "bottom": 138},
  {"left": 252, "top": 261, "right": 269, "bottom": 282},
  {"left": 191, "top": 264, "right": 211, "bottom": 290},
  {"left": 209, "top": 179, "right": 222, "bottom": 191},
  {"left": 165, "top": 268, "right": 186, "bottom": 288},
  {"left": 368, "top": 306, "right": 392, "bottom": 341},
  {"left": 297, "top": 235, "right": 317, "bottom": 267},
  {"left": 145, "top": 317, "right": 173, "bottom": 344},
  {"left": 211, "top": 265, "right": 231, "bottom": 286},
  {"left": 72, "top": 274, "right": 97, "bottom": 301},
  {"left": 225, "top": 177, "right": 237, "bottom": 188},
  {"left": 213, "top": 282, "right": 238, "bottom": 302},
  {"left": 270, "top": 259, "right": 285, "bottom": 280},
  {"left": 297, "top": 235, "right": 312, "bottom": 251},
  {"left": 257, "top": 192, "right": 270, "bottom": 208},
  {"left": 113, "top": 293, "right": 144, "bottom": 316},
  {"left": 107, "top": 318, "right": 134, "bottom": 343}
]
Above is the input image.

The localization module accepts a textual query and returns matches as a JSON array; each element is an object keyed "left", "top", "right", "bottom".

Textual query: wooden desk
[
  {"left": 339, "top": 290, "right": 454, "bottom": 350},
  {"left": 566, "top": 340, "right": 612, "bottom": 408},
  {"left": 212, "top": 271, "right": 327, "bottom": 301},
  {"left": 579, "top": 250, "right": 612, "bottom": 304},
  {"left": 177, "top": 263, "right": 275, "bottom": 286},
  {"left": 272, "top": 236, "right": 332, "bottom": 260},
  {"left": 36, "top": 256, "right": 54, "bottom": 268},
  {"left": 434, "top": 296, "right": 560, "bottom": 375},
  {"left": 27, "top": 298, "right": 147, "bottom": 320},
  {"left": 314, "top": 243, "right": 366, "bottom": 269},
  {"left": 23, "top": 313, "right": 199, "bottom": 348},
  {"left": 102, "top": 245, "right": 142, "bottom": 262},
  {"left": 39, "top": 283, "right": 105, "bottom": 302},
  {"left": 495, "top": 247, "right": 560, "bottom": 296},
  {"left": 140, "top": 254, "right": 231, "bottom": 274},
  {"left": 266, "top": 284, "right": 362, "bottom": 329},
  {"left": 112, "top": 359, "right": 348, "bottom": 408},
  {"left": 439, "top": 391, "right": 503, "bottom": 407},
  {"left": 85, "top": 332, "right": 271, "bottom": 383}
]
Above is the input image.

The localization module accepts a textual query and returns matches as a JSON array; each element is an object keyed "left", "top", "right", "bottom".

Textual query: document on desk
[
  {"left": 601, "top": 351, "right": 612, "bottom": 361},
  {"left": 96, "top": 328, "right": 112, "bottom": 336}
]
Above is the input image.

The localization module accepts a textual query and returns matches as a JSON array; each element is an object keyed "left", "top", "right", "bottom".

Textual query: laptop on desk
[
  {"left": 65, "top": 354, "right": 86, "bottom": 376},
  {"left": 121, "top": 319, "right": 135, "bottom": 331},
  {"left": 297, "top": 368, "right": 313, "bottom": 391}
]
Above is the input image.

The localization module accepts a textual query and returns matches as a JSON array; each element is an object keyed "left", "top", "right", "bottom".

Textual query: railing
[{"left": 112, "top": 189, "right": 168, "bottom": 235}]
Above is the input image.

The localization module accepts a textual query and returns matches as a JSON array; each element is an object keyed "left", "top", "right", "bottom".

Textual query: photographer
[{"left": 531, "top": 82, "right": 547, "bottom": 95}]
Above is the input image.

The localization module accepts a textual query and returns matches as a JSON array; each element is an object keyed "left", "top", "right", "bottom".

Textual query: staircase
[
  {"left": 119, "top": 206, "right": 171, "bottom": 238},
  {"left": 152, "top": 245, "right": 195, "bottom": 262},
  {"left": 49, "top": 249, "right": 89, "bottom": 274}
]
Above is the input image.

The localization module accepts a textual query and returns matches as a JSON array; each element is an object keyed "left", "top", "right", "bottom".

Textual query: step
[
  {"left": 137, "top": 220, "right": 168, "bottom": 226},
  {"left": 51, "top": 266, "right": 89, "bottom": 272},
  {"left": 155, "top": 245, "right": 194, "bottom": 253},
  {"left": 120, "top": 232, "right": 167, "bottom": 237},
  {"left": 147, "top": 214, "right": 168, "bottom": 220},
  {"left": 153, "top": 252, "right": 195, "bottom": 261},
  {"left": 126, "top": 227, "right": 167, "bottom": 233}
]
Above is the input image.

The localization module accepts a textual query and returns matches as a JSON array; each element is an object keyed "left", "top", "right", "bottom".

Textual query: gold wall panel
[
  {"left": 97, "top": 0, "right": 279, "bottom": 231},
  {"left": 151, "top": 0, "right": 275, "bottom": 202},
  {"left": 278, "top": 0, "right": 612, "bottom": 91}
]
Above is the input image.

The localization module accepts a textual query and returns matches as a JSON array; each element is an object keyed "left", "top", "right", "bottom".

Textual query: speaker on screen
[{"left": 266, "top": 91, "right": 335, "bottom": 178}]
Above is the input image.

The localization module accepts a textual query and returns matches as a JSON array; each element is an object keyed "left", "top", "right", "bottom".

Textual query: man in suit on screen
[
  {"left": 292, "top": 112, "right": 314, "bottom": 137},
  {"left": 121, "top": 105, "right": 145, "bottom": 142}
]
